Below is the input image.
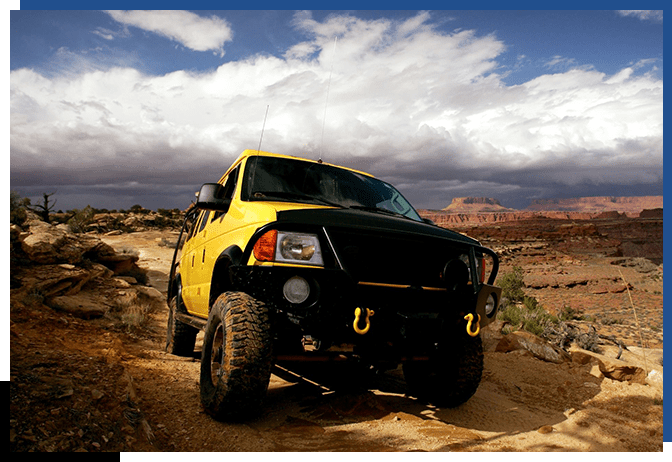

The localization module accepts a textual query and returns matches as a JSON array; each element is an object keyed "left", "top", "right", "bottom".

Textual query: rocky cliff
[
  {"left": 442, "top": 197, "right": 515, "bottom": 213},
  {"left": 525, "top": 196, "right": 663, "bottom": 214},
  {"left": 425, "top": 196, "right": 662, "bottom": 224}
]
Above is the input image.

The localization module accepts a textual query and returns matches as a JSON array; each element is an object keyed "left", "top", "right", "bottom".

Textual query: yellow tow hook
[
  {"left": 353, "top": 307, "right": 375, "bottom": 335},
  {"left": 464, "top": 313, "right": 481, "bottom": 337}
]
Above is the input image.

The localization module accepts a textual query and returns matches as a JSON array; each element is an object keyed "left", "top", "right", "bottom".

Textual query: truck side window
[
  {"left": 198, "top": 210, "right": 212, "bottom": 234},
  {"left": 185, "top": 209, "right": 203, "bottom": 241},
  {"left": 213, "top": 165, "right": 240, "bottom": 221}
]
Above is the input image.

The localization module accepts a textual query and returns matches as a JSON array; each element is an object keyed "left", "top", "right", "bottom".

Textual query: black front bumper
[{"left": 229, "top": 265, "right": 501, "bottom": 351}]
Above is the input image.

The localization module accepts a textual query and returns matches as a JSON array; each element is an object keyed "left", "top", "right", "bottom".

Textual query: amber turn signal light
[{"left": 253, "top": 229, "right": 277, "bottom": 262}]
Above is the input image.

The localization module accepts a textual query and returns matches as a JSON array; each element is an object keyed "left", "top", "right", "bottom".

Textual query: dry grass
[{"left": 110, "top": 296, "right": 155, "bottom": 331}]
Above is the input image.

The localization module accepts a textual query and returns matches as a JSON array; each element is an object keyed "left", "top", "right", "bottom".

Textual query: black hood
[{"left": 276, "top": 207, "right": 479, "bottom": 247}]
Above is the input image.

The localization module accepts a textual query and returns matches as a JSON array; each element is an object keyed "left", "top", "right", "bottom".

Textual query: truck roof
[{"left": 217, "top": 149, "right": 374, "bottom": 184}]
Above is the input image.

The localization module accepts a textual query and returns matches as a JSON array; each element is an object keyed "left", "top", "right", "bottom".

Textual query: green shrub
[
  {"left": 499, "top": 296, "right": 558, "bottom": 337},
  {"left": 523, "top": 296, "right": 540, "bottom": 311},
  {"left": 559, "top": 305, "right": 586, "bottom": 321},
  {"left": 499, "top": 266, "right": 526, "bottom": 302}
]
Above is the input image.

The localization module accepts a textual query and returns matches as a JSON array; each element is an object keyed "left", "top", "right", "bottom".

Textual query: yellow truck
[{"left": 166, "top": 149, "right": 501, "bottom": 421}]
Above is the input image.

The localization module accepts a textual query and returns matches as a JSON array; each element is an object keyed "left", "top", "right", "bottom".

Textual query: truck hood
[{"left": 275, "top": 207, "right": 480, "bottom": 247}]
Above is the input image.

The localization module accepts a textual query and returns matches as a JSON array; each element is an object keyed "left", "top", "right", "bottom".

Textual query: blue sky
[{"left": 9, "top": 5, "right": 664, "bottom": 211}]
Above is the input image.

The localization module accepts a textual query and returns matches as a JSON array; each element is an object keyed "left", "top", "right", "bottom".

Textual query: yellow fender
[
  {"left": 353, "top": 307, "right": 375, "bottom": 335},
  {"left": 464, "top": 313, "right": 481, "bottom": 337}
]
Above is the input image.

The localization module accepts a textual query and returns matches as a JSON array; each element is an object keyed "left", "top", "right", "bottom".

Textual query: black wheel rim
[{"left": 210, "top": 322, "right": 225, "bottom": 385}]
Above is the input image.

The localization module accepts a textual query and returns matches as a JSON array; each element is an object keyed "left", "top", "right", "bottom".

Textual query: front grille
[{"left": 327, "top": 228, "right": 469, "bottom": 288}]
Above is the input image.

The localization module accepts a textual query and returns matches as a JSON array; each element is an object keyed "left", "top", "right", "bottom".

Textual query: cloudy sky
[{"left": 9, "top": 6, "right": 664, "bottom": 211}]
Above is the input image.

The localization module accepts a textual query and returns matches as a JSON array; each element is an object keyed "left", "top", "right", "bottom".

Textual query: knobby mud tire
[
  {"left": 165, "top": 296, "right": 198, "bottom": 357},
  {"left": 200, "top": 292, "right": 272, "bottom": 421},
  {"left": 403, "top": 331, "right": 484, "bottom": 408}
]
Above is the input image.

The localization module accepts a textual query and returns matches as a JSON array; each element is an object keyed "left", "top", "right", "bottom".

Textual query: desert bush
[
  {"left": 157, "top": 208, "right": 170, "bottom": 217},
  {"left": 128, "top": 204, "right": 151, "bottom": 215},
  {"left": 499, "top": 266, "right": 526, "bottom": 303},
  {"left": 107, "top": 216, "right": 132, "bottom": 233},
  {"left": 598, "top": 314, "right": 623, "bottom": 326},
  {"left": 67, "top": 206, "right": 95, "bottom": 233},
  {"left": 498, "top": 296, "right": 558, "bottom": 336},
  {"left": 573, "top": 327, "right": 600, "bottom": 352},
  {"left": 10, "top": 191, "right": 30, "bottom": 226},
  {"left": 523, "top": 295, "right": 540, "bottom": 311},
  {"left": 543, "top": 322, "right": 601, "bottom": 353},
  {"left": 559, "top": 305, "right": 586, "bottom": 321},
  {"left": 23, "top": 288, "right": 46, "bottom": 306},
  {"left": 110, "top": 297, "right": 153, "bottom": 332}
]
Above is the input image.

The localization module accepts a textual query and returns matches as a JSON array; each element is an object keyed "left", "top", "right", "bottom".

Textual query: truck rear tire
[
  {"left": 200, "top": 292, "right": 272, "bottom": 421},
  {"left": 403, "top": 329, "right": 483, "bottom": 407},
  {"left": 166, "top": 296, "right": 198, "bottom": 357}
]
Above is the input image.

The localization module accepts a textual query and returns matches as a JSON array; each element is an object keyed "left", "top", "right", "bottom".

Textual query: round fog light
[
  {"left": 283, "top": 276, "right": 310, "bottom": 304},
  {"left": 485, "top": 293, "right": 497, "bottom": 316}
]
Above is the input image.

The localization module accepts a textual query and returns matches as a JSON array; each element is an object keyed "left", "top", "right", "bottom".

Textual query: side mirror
[{"left": 196, "top": 183, "right": 231, "bottom": 211}]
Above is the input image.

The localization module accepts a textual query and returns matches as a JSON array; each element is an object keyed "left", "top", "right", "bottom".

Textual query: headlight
[
  {"left": 458, "top": 253, "right": 485, "bottom": 283},
  {"left": 253, "top": 230, "right": 324, "bottom": 266},
  {"left": 283, "top": 276, "right": 311, "bottom": 304},
  {"left": 277, "top": 232, "right": 324, "bottom": 265},
  {"left": 485, "top": 293, "right": 497, "bottom": 316}
]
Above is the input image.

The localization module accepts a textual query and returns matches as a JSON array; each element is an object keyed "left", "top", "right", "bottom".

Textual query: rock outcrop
[
  {"left": 11, "top": 217, "right": 164, "bottom": 320},
  {"left": 18, "top": 219, "right": 118, "bottom": 265}
]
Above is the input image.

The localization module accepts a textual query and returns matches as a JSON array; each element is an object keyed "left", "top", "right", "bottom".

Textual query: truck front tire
[
  {"left": 403, "top": 329, "right": 483, "bottom": 408},
  {"left": 200, "top": 292, "right": 272, "bottom": 420}
]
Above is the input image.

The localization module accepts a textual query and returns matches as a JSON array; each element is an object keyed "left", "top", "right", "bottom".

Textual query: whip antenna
[
  {"left": 320, "top": 37, "right": 338, "bottom": 160},
  {"left": 258, "top": 104, "right": 270, "bottom": 154}
]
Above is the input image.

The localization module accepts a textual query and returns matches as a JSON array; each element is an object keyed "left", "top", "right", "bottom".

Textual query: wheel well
[
  {"left": 170, "top": 273, "right": 190, "bottom": 314},
  {"left": 208, "top": 246, "right": 242, "bottom": 308}
]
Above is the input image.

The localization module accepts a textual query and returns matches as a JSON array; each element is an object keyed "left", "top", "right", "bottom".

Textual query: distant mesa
[
  {"left": 524, "top": 196, "right": 663, "bottom": 215},
  {"left": 442, "top": 197, "right": 515, "bottom": 213},
  {"left": 439, "top": 195, "right": 662, "bottom": 215},
  {"left": 427, "top": 196, "right": 663, "bottom": 226}
]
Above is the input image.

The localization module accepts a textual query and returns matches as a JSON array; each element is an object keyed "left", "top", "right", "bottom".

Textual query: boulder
[
  {"left": 495, "top": 331, "right": 571, "bottom": 363},
  {"left": 569, "top": 347, "right": 648, "bottom": 384},
  {"left": 19, "top": 220, "right": 118, "bottom": 265},
  {"left": 480, "top": 319, "right": 506, "bottom": 352},
  {"left": 646, "top": 369, "right": 663, "bottom": 396},
  {"left": 20, "top": 220, "right": 71, "bottom": 264},
  {"left": 47, "top": 292, "right": 113, "bottom": 319}
]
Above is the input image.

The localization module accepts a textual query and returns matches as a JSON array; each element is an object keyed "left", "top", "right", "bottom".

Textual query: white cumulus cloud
[
  {"left": 617, "top": 10, "right": 663, "bottom": 22},
  {"left": 105, "top": 10, "right": 233, "bottom": 56},
  {"left": 10, "top": 11, "right": 663, "bottom": 210}
]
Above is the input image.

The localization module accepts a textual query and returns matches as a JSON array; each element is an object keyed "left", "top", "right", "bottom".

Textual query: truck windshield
[{"left": 241, "top": 155, "right": 423, "bottom": 222}]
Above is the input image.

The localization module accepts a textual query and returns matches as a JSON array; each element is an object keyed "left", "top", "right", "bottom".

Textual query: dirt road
[{"left": 10, "top": 231, "right": 663, "bottom": 452}]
